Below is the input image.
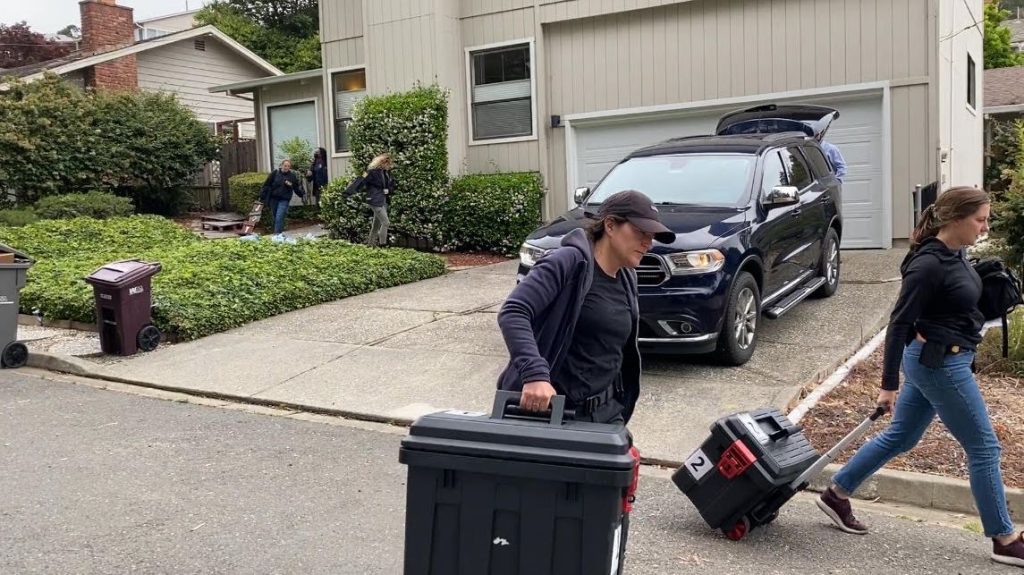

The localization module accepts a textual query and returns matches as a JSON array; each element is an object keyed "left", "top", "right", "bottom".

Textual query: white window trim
[
  {"left": 966, "top": 53, "right": 978, "bottom": 116},
  {"left": 323, "top": 64, "right": 367, "bottom": 159},
  {"left": 260, "top": 96, "right": 322, "bottom": 171},
  {"left": 465, "top": 38, "right": 538, "bottom": 147}
]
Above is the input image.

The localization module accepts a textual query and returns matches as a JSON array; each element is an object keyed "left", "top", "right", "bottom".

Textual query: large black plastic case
[{"left": 399, "top": 392, "right": 637, "bottom": 575}]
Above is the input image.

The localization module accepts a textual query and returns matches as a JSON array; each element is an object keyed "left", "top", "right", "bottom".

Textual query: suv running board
[{"left": 764, "top": 276, "right": 827, "bottom": 319}]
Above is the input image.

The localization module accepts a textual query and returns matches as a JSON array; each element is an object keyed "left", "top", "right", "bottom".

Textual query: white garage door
[{"left": 571, "top": 93, "right": 886, "bottom": 248}]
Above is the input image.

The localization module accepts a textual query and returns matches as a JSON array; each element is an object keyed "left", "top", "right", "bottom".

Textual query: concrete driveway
[{"left": 51, "top": 249, "right": 905, "bottom": 464}]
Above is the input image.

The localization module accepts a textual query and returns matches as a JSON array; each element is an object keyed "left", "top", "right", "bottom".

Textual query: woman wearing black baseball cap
[{"left": 495, "top": 189, "right": 675, "bottom": 424}]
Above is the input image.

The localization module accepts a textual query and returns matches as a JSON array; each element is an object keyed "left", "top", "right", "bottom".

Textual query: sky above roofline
[{"left": 3, "top": 0, "right": 214, "bottom": 34}]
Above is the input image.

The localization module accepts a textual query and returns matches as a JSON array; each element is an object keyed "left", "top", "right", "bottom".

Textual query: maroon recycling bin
[{"left": 84, "top": 260, "right": 162, "bottom": 356}]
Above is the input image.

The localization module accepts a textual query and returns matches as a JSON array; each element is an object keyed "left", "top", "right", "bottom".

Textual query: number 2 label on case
[{"left": 685, "top": 447, "right": 712, "bottom": 481}]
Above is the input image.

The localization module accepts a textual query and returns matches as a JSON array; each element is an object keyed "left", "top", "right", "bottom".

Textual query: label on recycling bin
[
  {"left": 684, "top": 447, "right": 713, "bottom": 481},
  {"left": 100, "top": 294, "right": 112, "bottom": 300},
  {"left": 0, "top": 296, "right": 12, "bottom": 305},
  {"left": 129, "top": 285, "right": 145, "bottom": 296},
  {"left": 609, "top": 523, "right": 622, "bottom": 575}
]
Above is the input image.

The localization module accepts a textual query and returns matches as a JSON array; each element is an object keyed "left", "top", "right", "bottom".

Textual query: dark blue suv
[{"left": 517, "top": 105, "right": 843, "bottom": 365}]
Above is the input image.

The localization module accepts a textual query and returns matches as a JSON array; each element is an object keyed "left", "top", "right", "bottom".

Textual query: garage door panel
[{"left": 572, "top": 93, "right": 887, "bottom": 248}]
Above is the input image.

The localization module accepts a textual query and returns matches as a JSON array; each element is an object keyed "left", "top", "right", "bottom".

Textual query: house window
[
  {"left": 332, "top": 69, "right": 366, "bottom": 154},
  {"left": 469, "top": 43, "right": 533, "bottom": 141},
  {"left": 967, "top": 53, "right": 977, "bottom": 110}
]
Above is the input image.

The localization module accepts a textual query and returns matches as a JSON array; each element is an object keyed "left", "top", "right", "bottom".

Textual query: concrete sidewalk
[{"left": 23, "top": 248, "right": 905, "bottom": 466}]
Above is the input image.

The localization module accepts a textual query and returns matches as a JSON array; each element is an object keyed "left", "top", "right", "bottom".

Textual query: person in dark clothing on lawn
[
  {"left": 306, "top": 147, "right": 329, "bottom": 206},
  {"left": 344, "top": 153, "right": 396, "bottom": 246},
  {"left": 496, "top": 189, "right": 675, "bottom": 425},
  {"left": 816, "top": 186, "right": 1024, "bottom": 568},
  {"left": 260, "top": 159, "right": 303, "bottom": 235}
]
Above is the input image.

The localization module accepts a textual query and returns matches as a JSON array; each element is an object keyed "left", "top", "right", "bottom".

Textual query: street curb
[
  {"left": 24, "top": 352, "right": 418, "bottom": 428},
  {"left": 807, "top": 463, "right": 1024, "bottom": 519},
  {"left": 29, "top": 347, "right": 1022, "bottom": 520}
]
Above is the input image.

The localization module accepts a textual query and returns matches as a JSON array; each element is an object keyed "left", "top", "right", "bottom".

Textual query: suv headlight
[
  {"left": 519, "top": 242, "right": 552, "bottom": 268},
  {"left": 664, "top": 249, "right": 726, "bottom": 275}
]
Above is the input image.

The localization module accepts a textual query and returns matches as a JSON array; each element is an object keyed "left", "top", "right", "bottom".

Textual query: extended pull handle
[{"left": 491, "top": 390, "right": 568, "bottom": 426}]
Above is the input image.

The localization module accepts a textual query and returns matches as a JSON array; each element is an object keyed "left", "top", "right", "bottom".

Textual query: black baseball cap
[{"left": 589, "top": 189, "right": 675, "bottom": 244}]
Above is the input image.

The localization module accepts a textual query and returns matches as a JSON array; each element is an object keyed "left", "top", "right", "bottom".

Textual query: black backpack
[{"left": 971, "top": 257, "right": 1023, "bottom": 357}]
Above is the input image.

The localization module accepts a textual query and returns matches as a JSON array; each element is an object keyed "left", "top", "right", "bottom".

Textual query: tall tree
[
  {"left": 0, "top": 22, "right": 73, "bottom": 69},
  {"left": 195, "top": 0, "right": 320, "bottom": 73},
  {"left": 985, "top": 3, "right": 1024, "bottom": 69}
]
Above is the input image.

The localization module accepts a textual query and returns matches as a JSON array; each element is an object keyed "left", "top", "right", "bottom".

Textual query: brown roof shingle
[{"left": 985, "top": 65, "right": 1024, "bottom": 109}]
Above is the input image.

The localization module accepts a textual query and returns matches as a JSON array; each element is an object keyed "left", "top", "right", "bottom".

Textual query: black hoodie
[{"left": 881, "top": 237, "right": 984, "bottom": 390}]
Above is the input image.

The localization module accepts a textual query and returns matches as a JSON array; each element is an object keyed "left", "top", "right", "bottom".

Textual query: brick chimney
[{"left": 79, "top": 0, "right": 137, "bottom": 90}]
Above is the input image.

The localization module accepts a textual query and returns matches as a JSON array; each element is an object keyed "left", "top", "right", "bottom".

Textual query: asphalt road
[{"left": 1, "top": 370, "right": 1018, "bottom": 575}]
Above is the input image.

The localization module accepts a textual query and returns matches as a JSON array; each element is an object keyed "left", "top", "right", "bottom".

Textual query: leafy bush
[
  {"left": 0, "top": 75, "right": 219, "bottom": 213},
  {"left": 0, "top": 216, "right": 445, "bottom": 340},
  {"left": 993, "top": 121, "right": 1024, "bottom": 273},
  {"left": 445, "top": 173, "right": 544, "bottom": 254},
  {"left": 33, "top": 191, "right": 135, "bottom": 220},
  {"left": 228, "top": 172, "right": 267, "bottom": 212},
  {"left": 277, "top": 137, "right": 314, "bottom": 174},
  {"left": 985, "top": 119, "right": 1022, "bottom": 193},
  {"left": 321, "top": 84, "right": 450, "bottom": 246},
  {"left": 0, "top": 209, "right": 38, "bottom": 227}
]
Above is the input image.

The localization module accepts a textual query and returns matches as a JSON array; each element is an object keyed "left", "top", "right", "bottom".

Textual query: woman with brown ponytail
[{"left": 815, "top": 186, "right": 1024, "bottom": 567}]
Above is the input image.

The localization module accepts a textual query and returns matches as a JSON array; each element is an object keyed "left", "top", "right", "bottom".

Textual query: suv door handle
[{"left": 791, "top": 208, "right": 802, "bottom": 216}]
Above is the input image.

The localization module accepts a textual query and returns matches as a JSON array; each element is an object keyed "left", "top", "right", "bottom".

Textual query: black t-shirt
[{"left": 552, "top": 264, "right": 633, "bottom": 402}]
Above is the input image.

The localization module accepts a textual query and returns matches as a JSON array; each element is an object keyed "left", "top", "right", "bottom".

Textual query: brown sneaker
[
  {"left": 993, "top": 533, "right": 1024, "bottom": 567},
  {"left": 815, "top": 487, "right": 868, "bottom": 535}
]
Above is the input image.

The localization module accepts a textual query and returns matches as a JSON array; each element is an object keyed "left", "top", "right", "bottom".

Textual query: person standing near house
[
  {"left": 344, "top": 153, "right": 396, "bottom": 247},
  {"left": 306, "top": 147, "right": 329, "bottom": 207},
  {"left": 260, "top": 159, "right": 304, "bottom": 235},
  {"left": 496, "top": 189, "right": 675, "bottom": 425},
  {"left": 819, "top": 135, "right": 847, "bottom": 182},
  {"left": 815, "top": 186, "right": 1024, "bottom": 569}
]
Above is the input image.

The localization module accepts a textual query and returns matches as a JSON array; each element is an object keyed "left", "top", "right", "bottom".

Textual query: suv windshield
[{"left": 585, "top": 154, "right": 756, "bottom": 207}]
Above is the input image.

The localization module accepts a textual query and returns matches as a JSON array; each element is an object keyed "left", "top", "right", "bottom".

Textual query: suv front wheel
[{"left": 714, "top": 271, "right": 760, "bottom": 366}]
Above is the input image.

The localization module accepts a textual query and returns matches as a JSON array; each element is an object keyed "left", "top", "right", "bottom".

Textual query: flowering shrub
[
  {"left": 445, "top": 173, "right": 544, "bottom": 255},
  {"left": 320, "top": 85, "right": 450, "bottom": 245}
]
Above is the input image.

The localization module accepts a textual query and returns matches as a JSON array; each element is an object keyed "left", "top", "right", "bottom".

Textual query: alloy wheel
[
  {"left": 826, "top": 239, "right": 839, "bottom": 286},
  {"left": 734, "top": 288, "right": 757, "bottom": 350}
]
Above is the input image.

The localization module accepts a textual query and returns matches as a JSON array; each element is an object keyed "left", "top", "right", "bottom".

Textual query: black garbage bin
[
  {"left": 0, "top": 244, "right": 34, "bottom": 368},
  {"left": 399, "top": 391, "right": 640, "bottom": 575},
  {"left": 84, "top": 260, "right": 162, "bottom": 356}
]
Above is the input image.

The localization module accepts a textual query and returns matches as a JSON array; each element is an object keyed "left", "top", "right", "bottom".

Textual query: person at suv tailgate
[{"left": 495, "top": 189, "right": 674, "bottom": 424}]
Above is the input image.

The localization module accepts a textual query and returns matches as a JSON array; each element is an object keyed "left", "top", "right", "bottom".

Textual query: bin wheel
[
  {"left": 2, "top": 342, "right": 28, "bottom": 368},
  {"left": 723, "top": 517, "right": 751, "bottom": 541},
  {"left": 137, "top": 325, "right": 161, "bottom": 352},
  {"left": 763, "top": 511, "right": 780, "bottom": 525}
]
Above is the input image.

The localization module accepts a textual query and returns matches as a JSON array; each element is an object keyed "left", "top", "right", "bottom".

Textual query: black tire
[
  {"left": 812, "top": 227, "right": 841, "bottom": 299},
  {"left": 2, "top": 341, "right": 28, "bottom": 368},
  {"left": 714, "top": 271, "right": 760, "bottom": 366},
  {"left": 137, "top": 325, "right": 161, "bottom": 352}
]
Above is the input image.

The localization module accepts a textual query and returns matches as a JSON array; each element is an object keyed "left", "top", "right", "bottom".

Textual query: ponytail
[{"left": 910, "top": 204, "right": 938, "bottom": 251}]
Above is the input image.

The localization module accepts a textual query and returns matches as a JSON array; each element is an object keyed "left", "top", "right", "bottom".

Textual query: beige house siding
[
  {"left": 461, "top": 0, "right": 534, "bottom": 18},
  {"left": 462, "top": 6, "right": 541, "bottom": 175},
  {"left": 253, "top": 80, "right": 325, "bottom": 172},
  {"left": 136, "top": 37, "right": 266, "bottom": 125},
  {"left": 138, "top": 12, "right": 197, "bottom": 33},
  {"left": 321, "top": 0, "right": 364, "bottom": 42},
  {"left": 323, "top": 37, "right": 365, "bottom": 68},
  {"left": 543, "top": 0, "right": 936, "bottom": 239}
]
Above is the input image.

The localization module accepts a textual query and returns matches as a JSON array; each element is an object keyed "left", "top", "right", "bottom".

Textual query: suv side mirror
[
  {"left": 573, "top": 187, "right": 591, "bottom": 205},
  {"left": 763, "top": 185, "right": 799, "bottom": 208}
]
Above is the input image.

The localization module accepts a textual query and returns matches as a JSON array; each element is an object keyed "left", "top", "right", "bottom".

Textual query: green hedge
[
  {"left": 445, "top": 173, "right": 544, "bottom": 255},
  {"left": 34, "top": 191, "right": 135, "bottom": 220},
  {"left": 0, "top": 217, "right": 445, "bottom": 340},
  {"left": 228, "top": 172, "right": 266, "bottom": 212},
  {"left": 0, "top": 209, "right": 39, "bottom": 227},
  {"left": 321, "top": 84, "right": 450, "bottom": 245},
  {"left": 994, "top": 122, "right": 1024, "bottom": 272}
]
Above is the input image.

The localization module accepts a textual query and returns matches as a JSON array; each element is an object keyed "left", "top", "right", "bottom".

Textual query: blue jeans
[
  {"left": 833, "top": 339, "right": 1014, "bottom": 537},
  {"left": 271, "top": 197, "right": 289, "bottom": 234}
]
